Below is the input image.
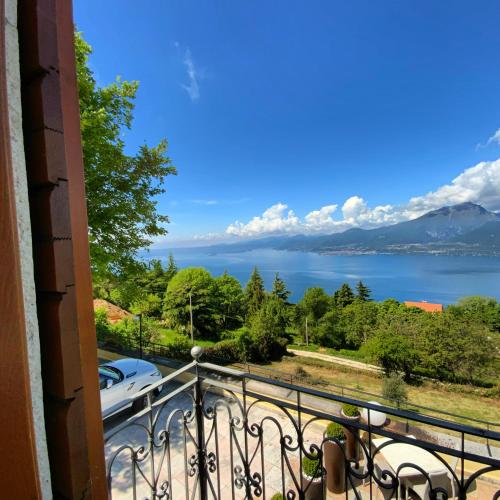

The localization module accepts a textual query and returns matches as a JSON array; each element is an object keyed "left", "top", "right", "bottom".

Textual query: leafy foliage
[
  {"left": 341, "top": 403, "right": 360, "bottom": 417},
  {"left": 340, "top": 301, "right": 379, "bottom": 348},
  {"left": 333, "top": 283, "right": 355, "bottom": 309},
  {"left": 272, "top": 272, "right": 291, "bottom": 303},
  {"left": 156, "top": 334, "right": 192, "bottom": 361},
  {"left": 366, "top": 318, "right": 420, "bottom": 380},
  {"left": 356, "top": 281, "right": 372, "bottom": 301},
  {"left": 215, "top": 272, "right": 245, "bottom": 330},
  {"left": 382, "top": 373, "right": 408, "bottom": 407},
  {"left": 245, "top": 267, "right": 265, "bottom": 319},
  {"left": 163, "top": 268, "right": 218, "bottom": 338},
  {"left": 311, "top": 310, "right": 344, "bottom": 348},
  {"left": 325, "top": 422, "right": 346, "bottom": 440},
  {"left": 204, "top": 339, "right": 242, "bottom": 363},
  {"left": 249, "top": 296, "right": 289, "bottom": 362},
  {"left": 298, "top": 287, "right": 331, "bottom": 321},
  {"left": 302, "top": 456, "right": 323, "bottom": 479},
  {"left": 76, "top": 32, "right": 176, "bottom": 275}
]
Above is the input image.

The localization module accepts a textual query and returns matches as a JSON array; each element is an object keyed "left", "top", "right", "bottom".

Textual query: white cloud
[
  {"left": 226, "top": 203, "right": 301, "bottom": 237},
  {"left": 181, "top": 48, "right": 200, "bottom": 101},
  {"left": 304, "top": 204, "right": 338, "bottom": 230},
  {"left": 488, "top": 129, "right": 500, "bottom": 146},
  {"left": 476, "top": 128, "right": 500, "bottom": 149},
  {"left": 402, "top": 159, "right": 500, "bottom": 215},
  {"left": 223, "top": 159, "right": 500, "bottom": 238},
  {"left": 190, "top": 199, "right": 218, "bottom": 205}
]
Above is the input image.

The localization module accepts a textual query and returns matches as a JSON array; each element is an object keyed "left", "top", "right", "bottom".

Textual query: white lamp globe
[{"left": 361, "top": 401, "right": 386, "bottom": 427}]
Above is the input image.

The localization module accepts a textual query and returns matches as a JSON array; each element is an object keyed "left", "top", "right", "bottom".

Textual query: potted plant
[
  {"left": 341, "top": 403, "right": 360, "bottom": 421},
  {"left": 323, "top": 422, "right": 346, "bottom": 494},
  {"left": 301, "top": 455, "right": 325, "bottom": 500},
  {"left": 340, "top": 403, "right": 360, "bottom": 461}
]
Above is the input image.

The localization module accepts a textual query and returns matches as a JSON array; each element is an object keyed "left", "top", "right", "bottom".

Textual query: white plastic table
[{"left": 372, "top": 437, "right": 448, "bottom": 479}]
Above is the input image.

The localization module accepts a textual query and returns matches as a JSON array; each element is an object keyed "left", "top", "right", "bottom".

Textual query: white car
[{"left": 99, "top": 358, "right": 163, "bottom": 418}]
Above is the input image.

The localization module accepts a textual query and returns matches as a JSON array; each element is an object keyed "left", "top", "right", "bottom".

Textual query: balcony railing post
[{"left": 192, "top": 346, "right": 208, "bottom": 500}]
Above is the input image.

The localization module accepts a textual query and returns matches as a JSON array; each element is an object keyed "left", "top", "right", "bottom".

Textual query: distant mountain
[
  {"left": 201, "top": 203, "right": 500, "bottom": 256},
  {"left": 450, "top": 220, "right": 500, "bottom": 246}
]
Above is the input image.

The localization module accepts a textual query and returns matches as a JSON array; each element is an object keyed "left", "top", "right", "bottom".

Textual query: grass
[
  {"left": 266, "top": 355, "right": 500, "bottom": 426},
  {"left": 289, "top": 343, "right": 371, "bottom": 362},
  {"left": 157, "top": 328, "right": 217, "bottom": 348},
  {"left": 152, "top": 330, "right": 499, "bottom": 426}
]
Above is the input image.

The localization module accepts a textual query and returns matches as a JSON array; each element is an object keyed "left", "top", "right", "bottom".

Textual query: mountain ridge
[{"left": 196, "top": 202, "right": 500, "bottom": 256}]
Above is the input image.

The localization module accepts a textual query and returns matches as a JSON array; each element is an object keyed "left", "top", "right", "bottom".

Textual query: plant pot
[
  {"left": 340, "top": 410, "right": 360, "bottom": 461},
  {"left": 323, "top": 440, "right": 345, "bottom": 494},
  {"left": 302, "top": 473, "right": 325, "bottom": 500}
]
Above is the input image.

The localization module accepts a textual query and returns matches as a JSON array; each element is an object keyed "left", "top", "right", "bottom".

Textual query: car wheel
[
  {"left": 154, "top": 384, "right": 164, "bottom": 397},
  {"left": 131, "top": 389, "right": 149, "bottom": 413}
]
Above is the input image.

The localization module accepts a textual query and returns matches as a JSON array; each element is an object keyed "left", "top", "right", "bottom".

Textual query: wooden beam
[
  {"left": 56, "top": 1, "right": 107, "bottom": 496},
  {"left": 18, "top": 0, "right": 107, "bottom": 496}
]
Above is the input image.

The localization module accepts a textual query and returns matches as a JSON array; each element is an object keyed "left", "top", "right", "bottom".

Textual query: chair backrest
[{"left": 424, "top": 470, "right": 450, "bottom": 500}]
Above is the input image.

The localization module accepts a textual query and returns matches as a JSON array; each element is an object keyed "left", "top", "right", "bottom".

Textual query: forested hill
[{"left": 200, "top": 203, "right": 500, "bottom": 256}]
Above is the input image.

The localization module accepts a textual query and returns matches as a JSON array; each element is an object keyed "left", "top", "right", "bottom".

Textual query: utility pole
[
  {"left": 139, "top": 313, "right": 143, "bottom": 359},
  {"left": 189, "top": 292, "right": 194, "bottom": 344},
  {"left": 305, "top": 316, "right": 309, "bottom": 347},
  {"left": 134, "top": 313, "right": 143, "bottom": 359}
]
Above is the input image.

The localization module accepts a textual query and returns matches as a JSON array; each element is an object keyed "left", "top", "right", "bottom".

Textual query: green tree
[
  {"left": 245, "top": 267, "right": 266, "bottom": 319},
  {"left": 249, "top": 296, "right": 288, "bottom": 361},
  {"left": 355, "top": 281, "right": 371, "bottom": 302},
  {"left": 312, "top": 310, "right": 344, "bottom": 348},
  {"left": 333, "top": 283, "right": 355, "bottom": 309},
  {"left": 297, "top": 287, "right": 330, "bottom": 322},
  {"left": 215, "top": 272, "right": 245, "bottom": 330},
  {"left": 271, "top": 272, "right": 291, "bottom": 303},
  {"left": 163, "top": 268, "right": 218, "bottom": 338},
  {"left": 165, "top": 253, "right": 179, "bottom": 282},
  {"left": 382, "top": 373, "right": 408, "bottom": 407},
  {"left": 416, "top": 311, "right": 497, "bottom": 384},
  {"left": 76, "top": 32, "right": 177, "bottom": 275},
  {"left": 340, "top": 301, "right": 379, "bottom": 348},
  {"left": 450, "top": 296, "right": 500, "bottom": 333},
  {"left": 366, "top": 322, "right": 419, "bottom": 380}
]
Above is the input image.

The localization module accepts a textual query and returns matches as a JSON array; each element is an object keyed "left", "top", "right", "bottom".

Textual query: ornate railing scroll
[{"left": 105, "top": 347, "right": 500, "bottom": 499}]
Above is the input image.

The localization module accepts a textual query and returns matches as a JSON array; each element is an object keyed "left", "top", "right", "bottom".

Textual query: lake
[{"left": 146, "top": 248, "right": 500, "bottom": 304}]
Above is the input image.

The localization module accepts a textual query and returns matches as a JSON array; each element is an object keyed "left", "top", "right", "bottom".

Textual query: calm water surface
[{"left": 147, "top": 248, "right": 500, "bottom": 304}]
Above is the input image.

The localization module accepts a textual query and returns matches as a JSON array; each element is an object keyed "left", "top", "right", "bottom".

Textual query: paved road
[{"left": 288, "top": 348, "right": 382, "bottom": 373}]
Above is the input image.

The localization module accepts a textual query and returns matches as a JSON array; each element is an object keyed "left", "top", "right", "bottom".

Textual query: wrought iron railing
[{"left": 104, "top": 347, "right": 500, "bottom": 499}]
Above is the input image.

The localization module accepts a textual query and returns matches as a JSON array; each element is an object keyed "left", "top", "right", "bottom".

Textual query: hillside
[{"left": 202, "top": 203, "right": 500, "bottom": 256}]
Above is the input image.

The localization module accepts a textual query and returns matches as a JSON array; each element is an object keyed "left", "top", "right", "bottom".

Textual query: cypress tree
[
  {"left": 245, "top": 267, "right": 265, "bottom": 318},
  {"left": 333, "top": 283, "right": 355, "bottom": 308},
  {"left": 356, "top": 280, "right": 371, "bottom": 301},
  {"left": 271, "top": 272, "right": 291, "bottom": 303}
]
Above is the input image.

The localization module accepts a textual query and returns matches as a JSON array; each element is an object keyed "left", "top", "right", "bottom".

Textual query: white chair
[
  {"left": 373, "top": 462, "right": 398, "bottom": 500},
  {"left": 406, "top": 470, "right": 450, "bottom": 500}
]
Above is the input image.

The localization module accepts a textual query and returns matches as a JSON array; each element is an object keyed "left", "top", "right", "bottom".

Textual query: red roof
[{"left": 404, "top": 301, "right": 443, "bottom": 313}]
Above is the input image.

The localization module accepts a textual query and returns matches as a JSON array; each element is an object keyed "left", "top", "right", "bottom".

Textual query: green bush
[
  {"left": 95, "top": 308, "right": 112, "bottom": 341},
  {"left": 325, "top": 422, "right": 345, "bottom": 441},
  {"left": 302, "top": 455, "right": 322, "bottom": 479},
  {"left": 382, "top": 373, "right": 408, "bottom": 407},
  {"left": 111, "top": 316, "right": 160, "bottom": 345},
  {"left": 204, "top": 339, "right": 242, "bottom": 363},
  {"left": 270, "top": 494, "right": 284, "bottom": 500},
  {"left": 158, "top": 334, "right": 192, "bottom": 361},
  {"left": 341, "top": 403, "right": 360, "bottom": 417}
]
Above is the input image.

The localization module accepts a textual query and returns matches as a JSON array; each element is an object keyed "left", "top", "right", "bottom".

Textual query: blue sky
[{"left": 74, "top": 0, "right": 500, "bottom": 245}]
